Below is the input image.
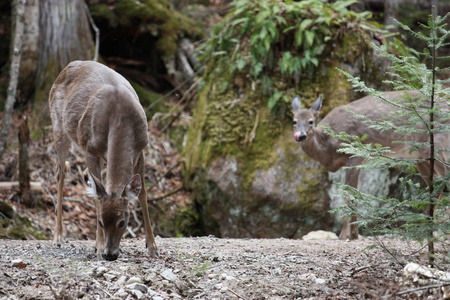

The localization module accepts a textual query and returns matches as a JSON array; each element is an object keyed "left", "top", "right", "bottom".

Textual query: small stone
[
  {"left": 126, "top": 283, "right": 148, "bottom": 294},
  {"left": 103, "top": 273, "right": 116, "bottom": 281},
  {"left": 126, "top": 276, "right": 143, "bottom": 285},
  {"left": 131, "top": 289, "right": 144, "bottom": 299},
  {"left": 208, "top": 273, "right": 217, "bottom": 279},
  {"left": 94, "top": 266, "right": 108, "bottom": 277},
  {"left": 315, "top": 278, "right": 326, "bottom": 284},
  {"left": 220, "top": 273, "right": 228, "bottom": 280},
  {"left": 225, "top": 275, "right": 236, "bottom": 281},
  {"left": 175, "top": 280, "right": 189, "bottom": 293},
  {"left": 214, "top": 283, "right": 223, "bottom": 290},
  {"left": 302, "top": 230, "right": 338, "bottom": 240},
  {"left": 160, "top": 269, "right": 177, "bottom": 282},
  {"left": 116, "top": 275, "right": 128, "bottom": 286},
  {"left": 169, "top": 292, "right": 182, "bottom": 299},
  {"left": 144, "top": 272, "right": 157, "bottom": 284},
  {"left": 114, "top": 288, "right": 128, "bottom": 297},
  {"left": 152, "top": 297, "right": 164, "bottom": 300},
  {"left": 306, "top": 273, "right": 317, "bottom": 283}
]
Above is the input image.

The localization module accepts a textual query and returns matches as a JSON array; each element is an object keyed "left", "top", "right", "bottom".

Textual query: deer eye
[
  {"left": 293, "top": 120, "right": 298, "bottom": 125},
  {"left": 308, "top": 120, "right": 314, "bottom": 125},
  {"left": 98, "top": 220, "right": 104, "bottom": 228},
  {"left": 118, "top": 220, "right": 125, "bottom": 228}
]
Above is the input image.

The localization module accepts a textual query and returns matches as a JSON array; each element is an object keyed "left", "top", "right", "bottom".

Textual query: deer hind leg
[
  {"left": 134, "top": 151, "right": 158, "bottom": 257},
  {"left": 53, "top": 134, "right": 70, "bottom": 246},
  {"left": 340, "top": 163, "right": 361, "bottom": 240},
  {"left": 85, "top": 152, "right": 104, "bottom": 255}
]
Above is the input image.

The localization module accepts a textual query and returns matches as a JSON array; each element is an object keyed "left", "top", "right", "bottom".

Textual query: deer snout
[
  {"left": 102, "top": 250, "right": 119, "bottom": 261},
  {"left": 293, "top": 131, "right": 307, "bottom": 142}
]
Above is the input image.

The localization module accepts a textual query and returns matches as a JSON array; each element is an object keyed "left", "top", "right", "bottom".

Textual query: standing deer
[
  {"left": 49, "top": 60, "right": 157, "bottom": 260},
  {"left": 291, "top": 91, "right": 449, "bottom": 240}
]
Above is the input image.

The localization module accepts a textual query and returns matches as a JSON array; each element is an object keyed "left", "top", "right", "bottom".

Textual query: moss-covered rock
[
  {"left": 183, "top": 56, "right": 363, "bottom": 237},
  {"left": 0, "top": 201, "right": 46, "bottom": 240}
]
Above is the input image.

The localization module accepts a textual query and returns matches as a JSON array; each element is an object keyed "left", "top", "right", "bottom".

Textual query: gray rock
[
  {"left": 126, "top": 283, "right": 148, "bottom": 294},
  {"left": 160, "top": 269, "right": 177, "bottom": 282},
  {"left": 302, "top": 230, "right": 338, "bottom": 241},
  {"left": 126, "top": 276, "right": 143, "bottom": 285}
]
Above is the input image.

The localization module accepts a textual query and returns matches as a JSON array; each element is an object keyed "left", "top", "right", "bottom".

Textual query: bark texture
[{"left": 33, "top": 0, "right": 94, "bottom": 126}]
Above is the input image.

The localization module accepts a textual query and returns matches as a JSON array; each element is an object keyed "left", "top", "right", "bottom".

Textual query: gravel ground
[{"left": 1, "top": 236, "right": 447, "bottom": 299}]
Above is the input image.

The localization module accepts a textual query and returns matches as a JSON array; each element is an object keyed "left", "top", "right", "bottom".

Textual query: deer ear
[
  {"left": 311, "top": 94, "right": 323, "bottom": 116},
  {"left": 291, "top": 95, "right": 301, "bottom": 112},
  {"left": 122, "top": 174, "right": 142, "bottom": 200},
  {"left": 85, "top": 170, "right": 107, "bottom": 198}
]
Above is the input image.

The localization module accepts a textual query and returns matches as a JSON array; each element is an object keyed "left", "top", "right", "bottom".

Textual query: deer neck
[
  {"left": 105, "top": 133, "right": 135, "bottom": 195},
  {"left": 300, "top": 127, "right": 341, "bottom": 170}
]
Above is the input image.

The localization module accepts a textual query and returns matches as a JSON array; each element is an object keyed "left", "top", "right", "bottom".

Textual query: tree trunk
[
  {"left": 18, "top": 113, "right": 33, "bottom": 207},
  {"left": 384, "top": 0, "right": 399, "bottom": 30},
  {"left": 0, "top": 0, "right": 26, "bottom": 159},
  {"left": 32, "top": 0, "right": 94, "bottom": 129},
  {"left": 19, "top": 0, "right": 40, "bottom": 102}
]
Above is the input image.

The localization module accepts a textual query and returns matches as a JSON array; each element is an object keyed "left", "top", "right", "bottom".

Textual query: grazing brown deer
[
  {"left": 291, "top": 91, "right": 449, "bottom": 240},
  {"left": 49, "top": 60, "right": 157, "bottom": 260}
]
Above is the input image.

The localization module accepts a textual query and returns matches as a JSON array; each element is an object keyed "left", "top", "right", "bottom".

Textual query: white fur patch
[{"left": 86, "top": 173, "right": 98, "bottom": 198}]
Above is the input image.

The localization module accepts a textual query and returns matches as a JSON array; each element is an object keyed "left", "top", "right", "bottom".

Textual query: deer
[
  {"left": 291, "top": 91, "right": 449, "bottom": 240},
  {"left": 49, "top": 60, "right": 157, "bottom": 261}
]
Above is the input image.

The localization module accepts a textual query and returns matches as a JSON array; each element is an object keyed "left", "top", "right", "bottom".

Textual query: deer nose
[
  {"left": 294, "top": 132, "right": 307, "bottom": 142},
  {"left": 102, "top": 253, "right": 118, "bottom": 261}
]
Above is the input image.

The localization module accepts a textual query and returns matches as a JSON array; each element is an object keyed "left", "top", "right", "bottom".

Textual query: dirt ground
[{"left": 0, "top": 235, "right": 448, "bottom": 299}]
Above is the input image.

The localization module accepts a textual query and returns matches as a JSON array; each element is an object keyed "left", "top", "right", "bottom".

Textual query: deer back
[{"left": 49, "top": 60, "right": 148, "bottom": 193}]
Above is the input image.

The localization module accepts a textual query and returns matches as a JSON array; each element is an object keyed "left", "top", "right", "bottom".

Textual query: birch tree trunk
[{"left": 0, "top": 0, "right": 26, "bottom": 159}]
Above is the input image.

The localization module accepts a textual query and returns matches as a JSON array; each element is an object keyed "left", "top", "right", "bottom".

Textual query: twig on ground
[
  {"left": 382, "top": 283, "right": 450, "bottom": 299},
  {"left": 228, "top": 288, "right": 246, "bottom": 299},
  {"left": 351, "top": 265, "right": 371, "bottom": 277}
]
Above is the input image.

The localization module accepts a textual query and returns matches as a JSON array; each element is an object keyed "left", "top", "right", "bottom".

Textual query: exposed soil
[{"left": 1, "top": 235, "right": 449, "bottom": 299}]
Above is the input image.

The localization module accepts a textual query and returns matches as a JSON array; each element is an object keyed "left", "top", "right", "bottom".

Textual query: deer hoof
[{"left": 150, "top": 250, "right": 159, "bottom": 258}]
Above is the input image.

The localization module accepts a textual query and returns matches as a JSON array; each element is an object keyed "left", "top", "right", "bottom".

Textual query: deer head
[
  {"left": 291, "top": 94, "right": 323, "bottom": 142},
  {"left": 85, "top": 171, "right": 142, "bottom": 261}
]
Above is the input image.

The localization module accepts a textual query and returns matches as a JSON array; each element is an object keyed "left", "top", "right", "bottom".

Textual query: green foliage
[
  {"left": 333, "top": 11, "right": 450, "bottom": 265},
  {"left": 198, "top": 0, "right": 381, "bottom": 110}
]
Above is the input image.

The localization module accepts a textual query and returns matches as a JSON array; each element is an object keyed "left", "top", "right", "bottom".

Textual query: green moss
[
  {"left": 89, "top": 3, "right": 118, "bottom": 27},
  {"left": 0, "top": 201, "right": 46, "bottom": 240},
  {"left": 130, "top": 81, "right": 165, "bottom": 117}
]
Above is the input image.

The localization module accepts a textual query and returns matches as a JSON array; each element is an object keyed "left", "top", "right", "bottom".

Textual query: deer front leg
[
  {"left": 53, "top": 163, "right": 65, "bottom": 246},
  {"left": 93, "top": 199, "right": 105, "bottom": 255},
  {"left": 339, "top": 166, "right": 360, "bottom": 240},
  {"left": 85, "top": 153, "right": 104, "bottom": 255},
  {"left": 135, "top": 152, "right": 158, "bottom": 257}
]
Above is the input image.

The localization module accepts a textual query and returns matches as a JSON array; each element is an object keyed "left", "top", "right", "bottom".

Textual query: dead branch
[
  {"left": 148, "top": 185, "right": 183, "bottom": 202},
  {"left": 160, "top": 78, "right": 201, "bottom": 133},
  {"left": 382, "top": 283, "right": 450, "bottom": 299},
  {"left": 83, "top": 3, "right": 99, "bottom": 62},
  {"left": 0, "top": 181, "right": 43, "bottom": 192}
]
